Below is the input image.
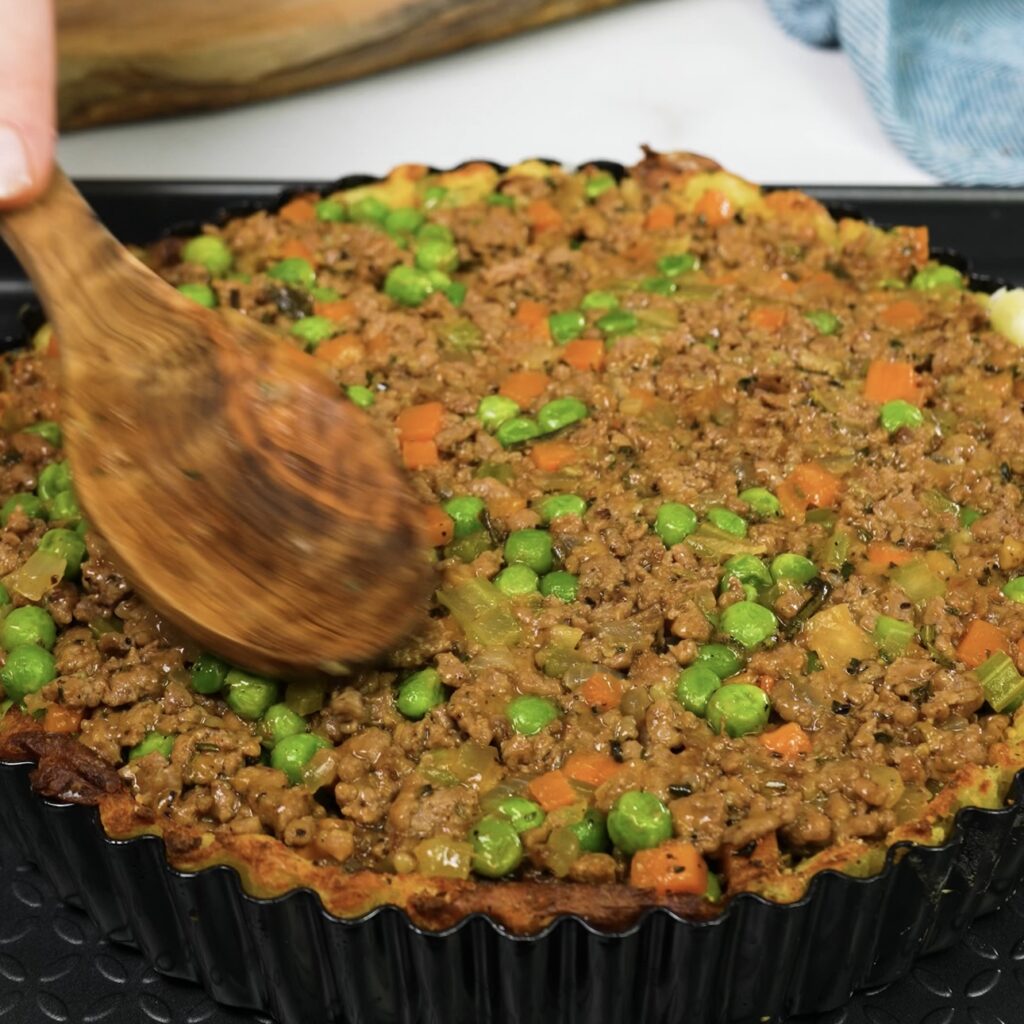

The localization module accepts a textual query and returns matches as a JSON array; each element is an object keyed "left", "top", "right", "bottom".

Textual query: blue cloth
[{"left": 765, "top": 0, "right": 1024, "bottom": 185}]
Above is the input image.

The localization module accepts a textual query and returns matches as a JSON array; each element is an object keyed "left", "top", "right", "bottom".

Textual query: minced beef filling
[{"left": 1, "top": 151, "right": 1022, "bottom": 897}]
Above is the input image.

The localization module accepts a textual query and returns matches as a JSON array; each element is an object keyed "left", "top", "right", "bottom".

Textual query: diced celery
[
  {"left": 873, "top": 615, "right": 915, "bottom": 660},
  {"left": 975, "top": 651, "right": 1024, "bottom": 713}
]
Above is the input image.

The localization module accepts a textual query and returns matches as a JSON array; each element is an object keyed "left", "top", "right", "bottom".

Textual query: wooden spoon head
[{"left": 60, "top": 261, "right": 432, "bottom": 676}]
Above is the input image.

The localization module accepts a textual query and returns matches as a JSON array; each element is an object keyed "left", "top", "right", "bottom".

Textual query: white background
[{"left": 58, "top": 0, "right": 933, "bottom": 186}]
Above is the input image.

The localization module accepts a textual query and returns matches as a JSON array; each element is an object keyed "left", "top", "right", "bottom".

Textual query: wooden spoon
[{"left": 0, "top": 169, "right": 431, "bottom": 676}]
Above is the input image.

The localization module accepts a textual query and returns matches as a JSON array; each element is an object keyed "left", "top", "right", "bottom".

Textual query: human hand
[{"left": 0, "top": 0, "right": 55, "bottom": 207}]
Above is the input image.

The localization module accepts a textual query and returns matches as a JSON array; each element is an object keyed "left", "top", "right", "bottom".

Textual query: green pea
[
  {"left": 422, "top": 186, "right": 447, "bottom": 209},
  {"left": 190, "top": 653, "right": 228, "bottom": 695},
  {"left": 494, "top": 564, "right": 540, "bottom": 597},
  {"left": 657, "top": 252, "right": 699, "bottom": 277},
  {"left": 22, "top": 421, "right": 61, "bottom": 448},
  {"left": 381, "top": 208, "right": 423, "bottom": 235},
  {"left": 597, "top": 310, "right": 638, "bottom": 336},
  {"left": 417, "top": 222, "right": 454, "bottom": 244},
  {"left": 738, "top": 487, "right": 781, "bottom": 518},
  {"left": 471, "top": 816, "right": 523, "bottom": 877},
  {"left": 570, "top": 808, "right": 610, "bottom": 852},
  {"left": 1003, "top": 578, "right": 1024, "bottom": 603},
  {"left": 177, "top": 283, "right": 217, "bottom": 308},
  {"left": 504, "top": 529, "right": 554, "bottom": 574},
  {"left": 506, "top": 694, "right": 558, "bottom": 735},
  {"left": 585, "top": 172, "right": 616, "bottom": 200},
  {"left": 1, "top": 493, "right": 46, "bottom": 525},
  {"left": 477, "top": 394, "right": 520, "bottom": 431},
  {"left": 721, "top": 601, "right": 777, "bottom": 649},
  {"left": 487, "top": 193, "right": 516, "bottom": 208},
  {"left": 260, "top": 703, "right": 307, "bottom": 746},
  {"left": 271, "top": 732, "right": 331, "bottom": 785},
  {"left": 540, "top": 571, "right": 578, "bottom": 603},
  {"left": 879, "top": 399, "right": 924, "bottom": 433},
  {"left": 1, "top": 606, "right": 55, "bottom": 651},
  {"left": 580, "top": 290, "right": 619, "bottom": 312},
  {"left": 804, "top": 310, "right": 840, "bottom": 335},
  {"left": 38, "top": 528, "right": 87, "bottom": 578},
  {"left": 289, "top": 316, "right": 336, "bottom": 348},
  {"left": 538, "top": 494, "right": 587, "bottom": 523},
  {"left": 655, "top": 502, "right": 698, "bottom": 546},
  {"left": 911, "top": 265, "right": 963, "bottom": 291},
  {"left": 396, "top": 667, "right": 445, "bottom": 720},
  {"left": 310, "top": 286, "right": 339, "bottom": 302},
  {"left": 0, "top": 698, "right": 9, "bottom": 718},
  {"left": 314, "top": 198, "right": 347, "bottom": 222},
  {"left": 496, "top": 796, "right": 545, "bottom": 833},
  {"left": 496, "top": 416, "right": 542, "bottom": 448},
  {"left": 267, "top": 257, "right": 316, "bottom": 288},
  {"left": 349, "top": 195, "right": 390, "bottom": 224},
  {"left": 641, "top": 277, "right": 677, "bottom": 296},
  {"left": 537, "top": 397, "right": 588, "bottom": 433},
  {"left": 224, "top": 669, "right": 279, "bottom": 720},
  {"left": 181, "top": 235, "right": 233, "bottom": 275},
  {"left": 346, "top": 385, "right": 375, "bottom": 409},
  {"left": 695, "top": 643, "right": 744, "bottom": 679},
  {"left": 548, "top": 310, "right": 586, "bottom": 345},
  {"left": 769, "top": 553, "right": 816, "bottom": 586},
  {"left": 720, "top": 554, "right": 772, "bottom": 592},
  {"left": 607, "top": 790, "right": 672, "bottom": 854},
  {"left": 384, "top": 265, "right": 434, "bottom": 307},
  {"left": 675, "top": 664, "right": 722, "bottom": 716},
  {"left": 707, "top": 507, "right": 747, "bottom": 538},
  {"left": 129, "top": 731, "right": 175, "bottom": 761},
  {"left": 705, "top": 683, "right": 771, "bottom": 737},
  {"left": 37, "top": 461, "right": 71, "bottom": 501},
  {"left": 0, "top": 584, "right": 10, "bottom": 613},
  {"left": 442, "top": 496, "right": 485, "bottom": 539},
  {"left": 0, "top": 644, "right": 56, "bottom": 702},
  {"left": 415, "top": 239, "right": 459, "bottom": 274},
  {"left": 444, "top": 281, "right": 467, "bottom": 307}
]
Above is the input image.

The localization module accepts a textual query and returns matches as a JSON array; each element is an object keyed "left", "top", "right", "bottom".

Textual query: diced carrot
[
  {"left": 396, "top": 401, "right": 444, "bottom": 442},
  {"left": 562, "top": 339, "right": 605, "bottom": 372},
  {"left": 499, "top": 370, "right": 548, "bottom": 407},
  {"left": 759, "top": 722, "right": 812, "bottom": 759},
  {"left": 880, "top": 300, "right": 925, "bottom": 332},
  {"left": 280, "top": 238, "right": 315, "bottom": 263},
  {"left": 777, "top": 463, "right": 843, "bottom": 518},
  {"left": 863, "top": 360, "right": 920, "bottom": 404},
  {"left": 313, "top": 298, "right": 357, "bottom": 322},
  {"left": 580, "top": 673, "right": 625, "bottom": 711},
  {"left": 644, "top": 203, "right": 676, "bottom": 231},
  {"left": 629, "top": 840, "right": 709, "bottom": 895},
  {"left": 513, "top": 300, "right": 551, "bottom": 339},
  {"left": 694, "top": 188, "right": 734, "bottom": 227},
  {"left": 278, "top": 197, "right": 317, "bottom": 224},
  {"left": 957, "top": 619, "right": 1011, "bottom": 669},
  {"left": 748, "top": 306, "right": 788, "bottom": 331},
  {"left": 892, "top": 225, "right": 929, "bottom": 267},
  {"left": 421, "top": 504, "right": 454, "bottom": 547},
  {"left": 866, "top": 541, "right": 914, "bottom": 568},
  {"left": 312, "top": 334, "right": 362, "bottom": 365},
  {"left": 564, "top": 752, "right": 622, "bottom": 788},
  {"left": 401, "top": 439, "right": 439, "bottom": 470},
  {"left": 527, "top": 770, "right": 578, "bottom": 812},
  {"left": 529, "top": 441, "right": 577, "bottom": 472},
  {"left": 526, "top": 198, "right": 563, "bottom": 234},
  {"left": 43, "top": 705, "right": 84, "bottom": 735}
]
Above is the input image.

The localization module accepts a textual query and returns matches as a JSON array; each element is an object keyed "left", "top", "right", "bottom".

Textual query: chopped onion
[
  {"left": 4, "top": 550, "right": 66, "bottom": 601},
  {"left": 989, "top": 287, "right": 1024, "bottom": 347}
]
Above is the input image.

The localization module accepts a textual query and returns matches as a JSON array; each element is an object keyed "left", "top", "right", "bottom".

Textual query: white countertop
[{"left": 58, "top": 0, "right": 933, "bottom": 186}]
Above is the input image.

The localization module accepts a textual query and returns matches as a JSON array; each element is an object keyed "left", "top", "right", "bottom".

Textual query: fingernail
[{"left": 0, "top": 124, "right": 33, "bottom": 201}]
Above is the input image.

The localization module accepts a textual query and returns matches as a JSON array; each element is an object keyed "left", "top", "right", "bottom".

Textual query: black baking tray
[{"left": 1, "top": 178, "right": 1024, "bottom": 1024}]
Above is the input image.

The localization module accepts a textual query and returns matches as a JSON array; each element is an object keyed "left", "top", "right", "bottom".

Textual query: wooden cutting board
[{"left": 57, "top": 0, "right": 635, "bottom": 129}]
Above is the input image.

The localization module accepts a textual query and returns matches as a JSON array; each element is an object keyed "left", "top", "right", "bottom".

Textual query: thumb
[{"left": 0, "top": 0, "right": 56, "bottom": 208}]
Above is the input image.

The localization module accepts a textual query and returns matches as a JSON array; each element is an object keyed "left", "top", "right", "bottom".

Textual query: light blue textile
[{"left": 765, "top": 0, "right": 1024, "bottom": 185}]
